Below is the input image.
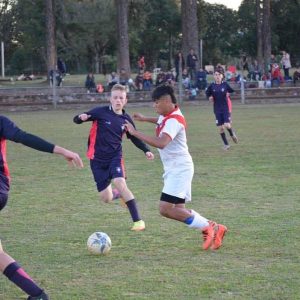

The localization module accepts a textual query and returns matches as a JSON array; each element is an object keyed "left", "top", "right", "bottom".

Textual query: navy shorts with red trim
[{"left": 90, "top": 158, "right": 125, "bottom": 192}]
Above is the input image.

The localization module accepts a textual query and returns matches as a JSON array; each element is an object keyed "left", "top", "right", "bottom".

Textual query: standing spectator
[
  {"left": 241, "top": 55, "right": 249, "bottom": 74},
  {"left": 125, "top": 85, "right": 228, "bottom": 251},
  {"left": 138, "top": 55, "right": 145, "bottom": 71},
  {"left": 281, "top": 51, "right": 292, "bottom": 79},
  {"left": 186, "top": 49, "right": 198, "bottom": 81},
  {"left": 57, "top": 57, "right": 67, "bottom": 77},
  {"left": 174, "top": 51, "right": 185, "bottom": 82},
  {"left": 85, "top": 73, "right": 96, "bottom": 93}
]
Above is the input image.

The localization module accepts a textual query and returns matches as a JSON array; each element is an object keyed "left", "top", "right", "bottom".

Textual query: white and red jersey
[{"left": 156, "top": 107, "right": 194, "bottom": 201}]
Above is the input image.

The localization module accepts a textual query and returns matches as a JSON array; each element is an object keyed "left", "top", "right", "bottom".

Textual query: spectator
[
  {"left": 49, "top": 69, "right": 62, "bottom": 87},
  {"left": 241, "top": 55, "right": 249, "bottom": 74},
  {"left": 138, "top": 55, "right": 145, "bottom": 71},
  {"left": 248, "top": 60, "right": 262, "bottom": 81},
  {"left": 174, "top": 51, "right": 185, "bottom": 82},
  {"left": 85, "top": 73, "right": 96, "bottom": 93},
  {"left": 182, "top": 68, "right": 191, "bottom": 90},
  {"left": 119, "top": 68, "right": 129, "bottom": 86},
  {"left": 135, "top": 70, "right": 144, "bottom": 91},
  {"left": 57, "top": 57, "right": 67, "bottom": 76},
  {"left": 155, "top": 71, "right": 166, "bottom": 86},
  {"left": 293, "top": 67, "right": 300, "bottom": 85},
  {"left": 186, "top": 48, "right": 198, "bottom": 81},
  {"left": 143, "top": 70, "right": 153, "bottom": 91},
  {"left": 107, "top": 71, "right": 119, "bottom": 90},
  {"left": 196, "top": 67, "right": 207, "bottom": 90},
  {"left": 280, "top": 51, "right": 292, "bottom": 79},
  {"left": 165, "top": 71, "right": 175, "bottom": 87},
  {"left": 271, "top": 64, "right": 284, "bottom": 86}
]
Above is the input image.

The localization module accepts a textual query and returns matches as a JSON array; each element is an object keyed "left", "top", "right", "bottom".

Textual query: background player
[
  {"left": 0, "top": 115, "right": 83, "bottom": 300},
  {"left": 73, "top": 84, "right": 154, "bottom": 232},
  {"left": 206, "top": 68, "right": 238, "bottom": 150},
  {"left": 124, "top": 85, "right": 227, "bottom": 251}
]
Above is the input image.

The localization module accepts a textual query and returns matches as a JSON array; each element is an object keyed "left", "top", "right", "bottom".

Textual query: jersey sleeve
[
  {"left": 161, "top": 118, "right": 183, "bottom": 140},
  {"left": 0, "top": 115, "right": 21, "bottom": 140},
  {"left": 226, "top": 82, "right": 234, "bottom": 93},
  {"left": 205, "top": 84, "right": 212, "bottom": 98}
]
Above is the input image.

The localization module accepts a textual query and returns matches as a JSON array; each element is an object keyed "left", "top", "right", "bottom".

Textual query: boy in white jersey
[{"left": 124, "top": 85, "right": 227, "bottom": 250}]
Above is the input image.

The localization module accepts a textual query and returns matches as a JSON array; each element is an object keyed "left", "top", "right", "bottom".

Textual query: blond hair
[{"left": 111, "top": 84, "right": 126, "bottom": 93}]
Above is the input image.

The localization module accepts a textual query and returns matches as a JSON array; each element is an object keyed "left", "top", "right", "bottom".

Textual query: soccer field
[{"left": 1, "top": 104, "right": 299, "bottom": 299}]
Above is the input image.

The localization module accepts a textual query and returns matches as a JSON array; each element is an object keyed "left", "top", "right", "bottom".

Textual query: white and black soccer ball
[{"left": 87, "top": 232, "right": 112, "bottom": 255}]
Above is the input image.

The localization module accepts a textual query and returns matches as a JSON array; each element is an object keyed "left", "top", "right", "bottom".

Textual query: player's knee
[
  {"left": 0, "top": 194, "right": 8, "bottom": 211},
  {"left": 159, "top": 205, "right": 169, "bottom": 217},
  {"left": 100, "top": 195, "right": 111, "bottom": 203}
]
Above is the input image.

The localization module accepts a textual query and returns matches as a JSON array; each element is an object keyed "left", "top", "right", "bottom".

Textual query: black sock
[
  {"left": 220, "top": 132, "right": 229, "bottom": 145},
  {"left": 227, "top": 128, "right": 234, "bottom": 136},
  {"left": 125, "top": 199, "right": 141, "bottom": 222},
  {"left": 3, "top": 262, "right": 43, "bottom": 297}
]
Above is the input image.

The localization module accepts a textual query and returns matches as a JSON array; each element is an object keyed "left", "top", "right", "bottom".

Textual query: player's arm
[
  {"left": 133, "top": 113, "right": 158, "bottom": 124},
  {"left": 225, "top": 82, "right": 234, "bottom": 94},
  {"left": 125, "top": 121, "right": 171, "bottom": 149},
  {"left": 73, "top": 112, "right": 92, "bottom": 124},
  {"left": 11, "top": 130, "right": 83, "bottom": 168},
  {"left": 205, "top": 85, "right": 213, "bottom": 101}
]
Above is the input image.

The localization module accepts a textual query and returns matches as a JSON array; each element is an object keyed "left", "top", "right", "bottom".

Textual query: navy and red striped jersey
[
  {"left": 206, "top": 82, "right": 234, "bottom": 113},
  {"left": 74, "top": 106, "right": 150, "bottom": 162}
]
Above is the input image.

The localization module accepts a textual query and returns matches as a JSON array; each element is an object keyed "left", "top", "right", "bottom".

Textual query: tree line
[{"left": 0, "top": 0, "right": 299, "bottom": 76}]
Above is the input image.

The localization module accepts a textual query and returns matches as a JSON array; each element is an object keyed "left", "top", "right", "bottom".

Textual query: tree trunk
[
  {"left": 181, "top": 0, "right": 199, "bottom": 69},
  {"left": 262, "top": 0, "right": 271, "bottom": 74},
  {"left": 45, "top": 0, "right": 56, "bottom": 78},
  {"left": 115, "top": 0, "right": 130, "bottom": 75},
  {"left": 256, "top": 0, "right": 263, "bottom": 69}
]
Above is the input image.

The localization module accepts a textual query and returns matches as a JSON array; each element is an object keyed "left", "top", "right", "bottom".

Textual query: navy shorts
[
  {"left": 215, "top": 111, "right": 231, "bottom": 126},
  {"left": 0, "top": 193, "right": 8, "bottom": 211},
  {"left": 90, "top": 158, "right": 125, "bottom": 192}
]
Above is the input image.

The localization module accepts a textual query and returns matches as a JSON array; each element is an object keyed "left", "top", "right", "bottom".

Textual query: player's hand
[
  {"left": 53, "top": 146, "right": 84, "bottom": 168},
  {"left": 124, "top": 120, "right": 136, "bottom": 135},
  {"left": 145, "top": 151, "right": 154, "bottom": 160},
  {"left": 133, "top": 113, "right": 145, "bottom": 122},
  {"left": 209, "top": 96, "right": 214, "bottom": 102},
  {"left": 79, "top": 114, "right": 91, "bottom": 121}
]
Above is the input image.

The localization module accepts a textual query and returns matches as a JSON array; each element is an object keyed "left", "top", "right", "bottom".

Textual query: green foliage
[{"left": 0, "top": 104, "right": 299, "bottom": 299}]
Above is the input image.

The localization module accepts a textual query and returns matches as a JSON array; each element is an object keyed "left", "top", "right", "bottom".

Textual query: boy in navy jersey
[
  {"left": 73, "top": 84, "right": 154, "bottom": 231},
  {"left": 206, "top": 68, "right": 238, "bottom": 150},
  {"left": 0, "top": 115, "right": 83, "bottom": 300}
]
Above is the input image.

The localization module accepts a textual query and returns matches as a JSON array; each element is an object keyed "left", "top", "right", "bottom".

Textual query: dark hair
[{"left": 152, "top": 85, "right": 177, "bottom": 104}]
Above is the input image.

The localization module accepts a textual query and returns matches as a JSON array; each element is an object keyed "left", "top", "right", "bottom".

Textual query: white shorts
[{"left": 162, "top": 160, "right": 194, "bottom": 202}]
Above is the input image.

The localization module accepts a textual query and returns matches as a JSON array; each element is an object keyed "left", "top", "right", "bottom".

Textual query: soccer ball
[{"left": 87, "top": 232, "right": 112, "bottom": 255}]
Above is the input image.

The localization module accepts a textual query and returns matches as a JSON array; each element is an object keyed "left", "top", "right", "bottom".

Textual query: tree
[
  {"left": 262, "top": 0, "right": 271, "bottom": 73},
  {"left": 115, "top": 0, "right": 130, "bottom": 75},
  {"left": 45, "top": 0, "right": 56, "bottom": 76},
  {"left": 181, "top": 0, "right": 199, "bottom": 68}
]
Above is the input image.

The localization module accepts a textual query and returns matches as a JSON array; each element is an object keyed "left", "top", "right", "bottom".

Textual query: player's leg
[
  {"left": 224, "top": 111, "right": 238, "bottom": 143},
  {"left": 113, "top": 177, "right": 145, "bottom": 231},
  {"left": 0, "top": 243, "right": 48, "bottom": 299},
  {"left": 216, "top": 113, "right": 230, "bottom": 150}
]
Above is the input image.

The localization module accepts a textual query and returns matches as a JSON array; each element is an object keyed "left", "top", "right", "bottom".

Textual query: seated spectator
[
  {"left": 225, "top": 65, "right": 237, "bottom": 82},
  {"left": 135, "top": 70, "right": 144, "bottom": 91},
  {"left": 271, "top": 64, "right": 284, "bottom": 86},
  {"left": 182, "top": 68, "right": 191, "bottom": 90},
  {"left": 49, "top": 69, "right": 62, "bottom": 87},
  {"left": 85, "top": 73, "right": 96, "bottom": 93},
  {"left": 196, "top": 68, "right": 207, "bottom": 90},
  {"left": 248, "top": 60, "right": 262, "bottom": 81},
  {"left": 107, "top": 71, "right": 119, "bottom": 90},
  {"left": 119, "top": 68, "right": 129, "bottom": 86},
  {"left": 143, "top": 70, "right": 153, "bottom": 91},
  {"left": 293, "top": 67, "right": 300, "bottom": 85},
  {"left": 165, "top": 71, "right": 175, "bottom": 87},
  {"left": 156, "top": 71, "right": 166, "bottom": 86},
  {"left": 96, "top": 83, "right": 104, "bottom": 93}
]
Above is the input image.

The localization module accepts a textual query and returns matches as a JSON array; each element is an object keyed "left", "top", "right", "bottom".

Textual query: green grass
[{"left": 0, "top": 104, "right": 299, "bottom": 299}]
